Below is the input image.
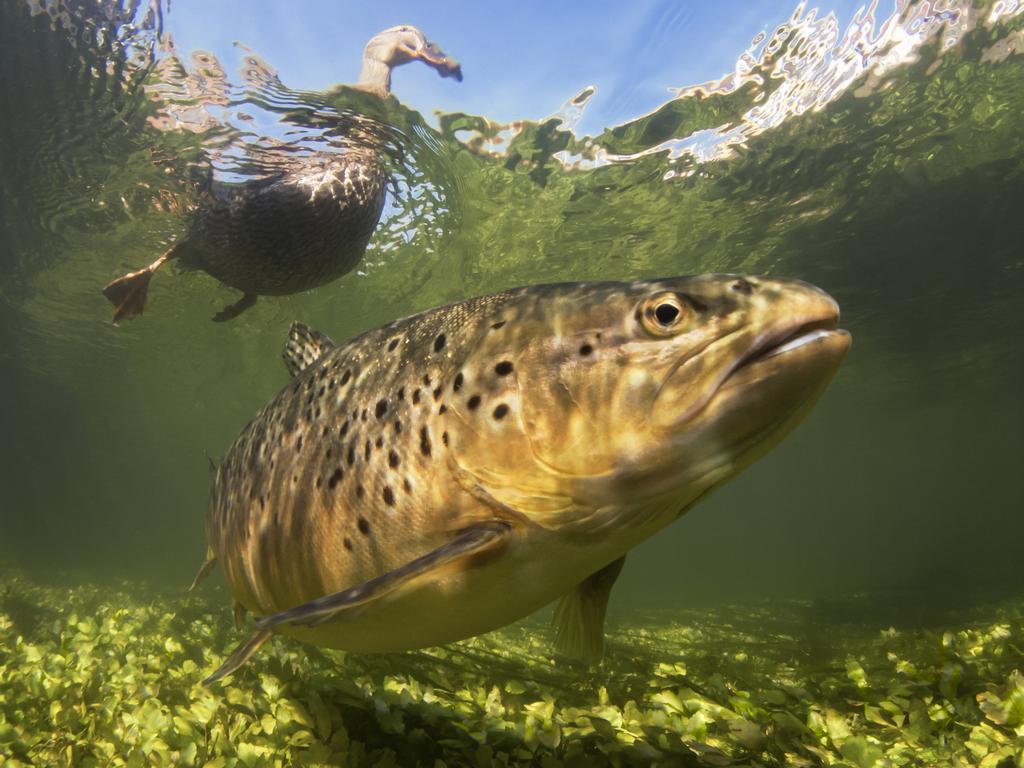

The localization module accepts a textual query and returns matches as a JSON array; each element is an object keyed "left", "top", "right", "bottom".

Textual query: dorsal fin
[{"left": 283, "top": 321, "right": 335, "bottom": 377}]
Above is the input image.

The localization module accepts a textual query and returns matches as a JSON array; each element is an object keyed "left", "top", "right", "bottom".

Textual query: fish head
[
  {"left": 365, "top": 26, "right": 463, "bottom": 81},
  {"left": 450, "top": 275, "right": 849, "bottom": 528}
]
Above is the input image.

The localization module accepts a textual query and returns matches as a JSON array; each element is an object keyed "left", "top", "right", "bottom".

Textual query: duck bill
[{"left": 416, "top": 41, "right": 463, "bottom": 81}]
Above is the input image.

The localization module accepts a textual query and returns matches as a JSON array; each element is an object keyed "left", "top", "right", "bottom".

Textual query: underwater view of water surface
[{"left": 2, "top": 0, "right": 1023, "bottom": 765}]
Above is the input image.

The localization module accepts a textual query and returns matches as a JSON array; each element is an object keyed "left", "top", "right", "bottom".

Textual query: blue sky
[{"left": 164, "top": 0, "right": 866, "bottom": 135}]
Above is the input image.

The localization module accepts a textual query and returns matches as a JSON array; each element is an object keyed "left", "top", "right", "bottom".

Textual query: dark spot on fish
[
  {"left": 453, "top": 373, "right": 463, "bottom": 392},
  {"left": 493, "top": 404, "right": 509, "bottom": 420},
  {"left": 412, "top": 389, "right": 422, "bottom": 405},
  {"left": 357, "top": 516, "right": 371, "bottom": 534},
  {"left": 375, "top": 399, "right": 388, "bottom": 419},
  {"left": 383, "top": 487, "right": 395, "bottom": 506},
  {"left": 420, "top": 426, "right": 432, "bottom": 456},
  {"left": 343, "top": 537, "right": 352, "bottom": 551},
  {"left": 403, "top": 478, "right": 412, "bottom": 493},
  {"left": 433, "top": 386, "right": 442, "bottom": 401},
  {"left": 439, "top": 404, "right": 447, "bottom": 415},
  {"left": 356, "top": 484, "right": 365, "bottom": 498},
  {"left": 467, "top": 394, "right": 481, "bottom": 410},
  {"left": 347, "top": 445, "right": 356, "bottom": 466},
  {"left": 495, "top": 361, "right": 513, "bottom": 376},
  {"left": 579, "top": 343, "right": 593, "bottom": 356},
  {"left": 423, "top": 374, "right": 431, "bottom": 386},
  {"left": 326, "top": 448, "right": 333, "bottom": 459},
  {"left": 388, "top": 450, "right": 400, "bottom": 468},
  {"left": 491, "top": 320, "right": 506, "bottom": 330},
  {"left": 361, "top": 409, "right": 368, "bottom": 422},
  {"left": 364, "top": 441, "right": 371, "bottom": 460},
  {"left": 398, "top": 387, "right": 405, "bottom": 400},
  {"left": 394, "top": 420, "right": 403, "bottom": 434},
  {"left": 341, "top": 370, "right": 351, "bottom": 385},
  {"left": 442, "top": 431, "right": 449, "bottom": 446},
  {"left": 375, "top": 435, "right": 383, "bottom": 449},
  {"left": 322, "top": 426, "right": 329, "bottom": 437},
  {"left": 340, "top": 420, "right": 350, "bottom": 437},
  {"left": 434, "top": 334, "right": 446, "bottom": 352},
  {"left": 328, "top": 467, "right": 344, "bottom": 489},
  {"left": 296, "top": 435, "right": 303, "bottom": 452},
  {"left": 318, "top": 385, "right": 325, "bottom": 397},
  {"left": 388, "top": 338, "right": 399, "bottom": 352}
]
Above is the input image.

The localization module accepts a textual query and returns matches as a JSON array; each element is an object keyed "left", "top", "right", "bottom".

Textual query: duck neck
[{"left": 356, "top": 58, "right": 392, "bottom": 97}]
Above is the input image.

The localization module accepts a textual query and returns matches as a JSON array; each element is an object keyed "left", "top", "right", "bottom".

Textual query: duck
[{"left": 103, "top": 25, "right": 461, "bottom": 323}]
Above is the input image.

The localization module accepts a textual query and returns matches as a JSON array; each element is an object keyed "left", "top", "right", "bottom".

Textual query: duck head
[{"left": 358, "top": 25, "right": 462, "bottom": 95}]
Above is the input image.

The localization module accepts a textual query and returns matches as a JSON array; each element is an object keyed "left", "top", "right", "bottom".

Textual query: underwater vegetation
[{"left": 1, "top": 568, "right": 1023, "bottom": 767}]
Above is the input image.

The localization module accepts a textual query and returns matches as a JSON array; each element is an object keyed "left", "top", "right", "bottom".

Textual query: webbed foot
[{"left": 212, "top": 292, "right": 257, "bottom": 322}]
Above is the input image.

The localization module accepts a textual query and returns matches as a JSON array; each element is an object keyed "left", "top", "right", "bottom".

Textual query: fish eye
[
  {"left": 639, "top": 293, "right": 687, "bottom": 336},
  {"left": 655, "top": 303, "right": 679, "bottom": 325}
]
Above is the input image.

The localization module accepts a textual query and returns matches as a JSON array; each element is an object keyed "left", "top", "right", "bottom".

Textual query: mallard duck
[{"left": 103, "top": 25, "right": 461, "bottom": 323}]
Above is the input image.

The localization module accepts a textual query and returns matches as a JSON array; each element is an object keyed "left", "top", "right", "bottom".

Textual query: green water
[{"left": 1, "top": 1, "right": 1023, "bottom": 766}]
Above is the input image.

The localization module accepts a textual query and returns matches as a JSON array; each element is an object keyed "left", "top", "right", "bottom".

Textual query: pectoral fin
[
  {"left": 553, "top": 555, "right": 625, "bottom": 665},
  {"left": 203, "top": 521, "right": 510, "bottom": 684},
  {"left": 203, "top": 626, "right": 274, "bottom": 686}
]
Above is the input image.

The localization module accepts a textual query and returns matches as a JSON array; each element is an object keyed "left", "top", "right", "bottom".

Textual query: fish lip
[{"left": 733, "top": 315, "right": 843, "bottom": 372}]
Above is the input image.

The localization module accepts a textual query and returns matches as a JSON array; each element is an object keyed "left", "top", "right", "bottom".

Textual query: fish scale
[
  {"left": 200, "top": 275, "right": 850, "bottom": 683},
  {"left": 209, "top": 289, "right": 521, "bottom": 620}
]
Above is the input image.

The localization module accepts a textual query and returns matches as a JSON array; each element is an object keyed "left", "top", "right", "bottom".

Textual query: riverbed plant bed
[{"left": 1, "top": 568, "right": 1021, "bottom": 767}]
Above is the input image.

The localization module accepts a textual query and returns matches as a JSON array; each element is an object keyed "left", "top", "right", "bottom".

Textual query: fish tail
[{"left": 102, "top": 246, "right": 176, "bottom": 322}]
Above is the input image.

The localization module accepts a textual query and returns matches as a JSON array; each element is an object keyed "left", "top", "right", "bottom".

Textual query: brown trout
[{"left": 196, "top": 274, "right": 850, "bottom": 682}]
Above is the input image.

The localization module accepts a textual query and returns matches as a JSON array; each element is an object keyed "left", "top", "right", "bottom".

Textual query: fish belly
[{"left": 270, "top": 530, "right": 620, "bottom": 652}]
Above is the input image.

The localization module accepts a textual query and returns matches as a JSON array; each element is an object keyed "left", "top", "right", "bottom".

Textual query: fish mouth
[
  {"left": 730, "top": 315, "right": 849, "bottom": 377},
  {"left": 654, "top": 299, "right": 849, "bottom": 432}
]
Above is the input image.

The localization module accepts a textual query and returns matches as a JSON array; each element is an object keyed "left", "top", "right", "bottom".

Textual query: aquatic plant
[{"left": 2, "top": 568, "right": 1022, "bottom": 767}]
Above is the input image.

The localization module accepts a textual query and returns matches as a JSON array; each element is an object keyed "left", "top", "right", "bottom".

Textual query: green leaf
[
  {"left": 839, "top": 737, "right": 885, "bottom": 768},
  {"left": 845, "top": 659, "right": 869, "bottom": 689}
]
